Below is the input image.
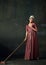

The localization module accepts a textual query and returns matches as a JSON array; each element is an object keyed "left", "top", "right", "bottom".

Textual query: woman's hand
[
  {"left": 31, "top": 27, "right": 38, "bottom": 32},
  {"left": 31, "top": 23, "right": 38, "bottom": 32},
  {"left": 24, "top": 37, "right": 27, "bottom": 42}
]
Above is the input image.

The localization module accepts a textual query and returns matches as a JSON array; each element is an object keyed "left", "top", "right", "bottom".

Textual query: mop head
[{"left": 0, "top": 61, "right": 5, "bottom": 64}]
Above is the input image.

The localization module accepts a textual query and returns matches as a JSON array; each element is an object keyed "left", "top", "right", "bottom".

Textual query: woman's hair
[{"left": 29, "top": 15, "right": 35, "bottom": 20}]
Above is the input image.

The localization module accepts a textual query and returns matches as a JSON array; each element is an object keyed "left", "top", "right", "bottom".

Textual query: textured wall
[{"left": 0, "top": 0, "right": 46, "bottom": 59}]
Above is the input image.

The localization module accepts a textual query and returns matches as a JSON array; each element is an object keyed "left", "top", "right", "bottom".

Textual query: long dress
[{"left": 24, "top": 24, "right": 39, "bottom": 60}]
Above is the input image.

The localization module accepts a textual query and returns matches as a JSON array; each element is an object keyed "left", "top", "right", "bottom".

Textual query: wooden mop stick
[{"left": 3, "top": 40, "right": 24, "bottom": 62}]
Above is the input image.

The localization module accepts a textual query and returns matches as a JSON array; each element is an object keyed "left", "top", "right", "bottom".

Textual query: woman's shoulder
[
  {"left": 32, "top": 23, "right": 36, "bottom": 26},
  {"left": 32, "top": 22, "right": 35, "bottom": 25}
]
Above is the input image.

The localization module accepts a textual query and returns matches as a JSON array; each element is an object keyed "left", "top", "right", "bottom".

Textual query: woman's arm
[
  {"left": 24, "top": 31, "right": 28, "bottom": 41},
  {"left": 24, "top": 25, "right": 28, "bottom": 41},
  {"left": 31, "top": 23, "right": 38, "bottom": 32}
]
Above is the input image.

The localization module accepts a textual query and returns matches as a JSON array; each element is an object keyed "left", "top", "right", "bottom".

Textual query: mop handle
[{"left": 3, "top": 40, "right": 24, "bottom": 62}]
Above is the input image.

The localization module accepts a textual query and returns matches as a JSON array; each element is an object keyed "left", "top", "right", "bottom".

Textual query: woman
[{"left": 24, "top": 15, "right": 39, "bottom": 60}]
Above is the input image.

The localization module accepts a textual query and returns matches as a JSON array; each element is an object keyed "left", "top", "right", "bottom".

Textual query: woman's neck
[{"left": 29, "top": 22, "right": 33, "bottom": 24}]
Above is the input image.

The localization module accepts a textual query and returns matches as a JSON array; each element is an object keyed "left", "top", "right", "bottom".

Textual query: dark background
[{"left": 0, "top": 0, "right": 46, "bottom": 60}]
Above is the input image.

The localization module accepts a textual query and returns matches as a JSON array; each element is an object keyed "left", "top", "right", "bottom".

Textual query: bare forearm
[
  {"left": 32, "top": 23, "right": 38, "bottom": 32},
  {"left": 31, "top": 27, "right": 38, "bottom": 32},
  {"left": 25, "top": 31, "right": 28, "bottom": 38},
  {"left": 24, "top": 31, "right": 28, "bottom": 41}
]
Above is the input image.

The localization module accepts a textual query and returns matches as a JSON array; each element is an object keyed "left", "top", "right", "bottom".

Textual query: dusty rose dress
[{"left": 24, "top": 24, "right": 39, "bottom": 60}]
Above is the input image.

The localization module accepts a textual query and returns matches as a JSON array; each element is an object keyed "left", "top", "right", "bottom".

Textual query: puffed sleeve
[{"left": 32, "top": 23, "right": 36, "bottom": 28}]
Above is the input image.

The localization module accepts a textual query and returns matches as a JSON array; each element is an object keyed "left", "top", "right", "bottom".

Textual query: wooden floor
[{"left": 0, "top": 58, "right": 46, "bottom": 65}]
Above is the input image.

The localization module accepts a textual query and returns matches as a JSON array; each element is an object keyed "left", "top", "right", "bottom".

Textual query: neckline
[{"left": 27, "top": 25, "right": 31, "bottom": 29}]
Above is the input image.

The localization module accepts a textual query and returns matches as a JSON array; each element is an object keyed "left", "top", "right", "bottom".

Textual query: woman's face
[{"left": 29, "top": 18, "right": 33, "bottom": 23}]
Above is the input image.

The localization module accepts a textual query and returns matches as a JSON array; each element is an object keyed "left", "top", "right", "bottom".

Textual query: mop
[{"left": 0, "top": 40, "right": 25, "bottom": 64}]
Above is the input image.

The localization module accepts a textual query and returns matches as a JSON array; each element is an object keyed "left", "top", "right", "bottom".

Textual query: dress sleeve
[{"left": 32, "top": 23, "right": 36, "bottom": 28}]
